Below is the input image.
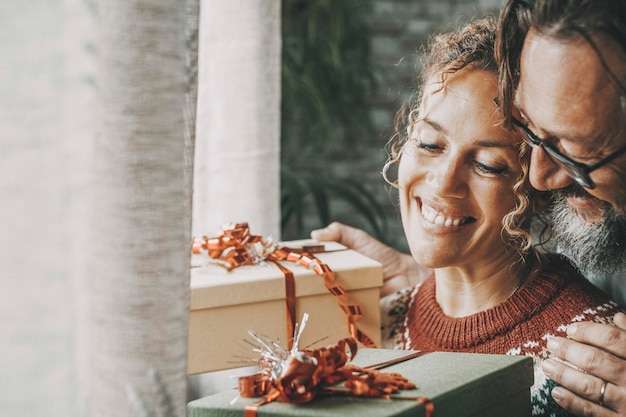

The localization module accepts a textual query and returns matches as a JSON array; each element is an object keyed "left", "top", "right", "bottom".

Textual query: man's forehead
[{"left": 517, "top": 30, "right": 624, "bottom": 143}]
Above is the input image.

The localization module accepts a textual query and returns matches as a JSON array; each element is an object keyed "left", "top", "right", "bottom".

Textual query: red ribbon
[
  {"left": 192, "top": 222, "right": 265, "bottom": 267},
  {"left": 239, "top": 337, "right": 426, "bottom": 416},
  {"left": 192, "top": 222, "right": 377, "bottom": 350}
]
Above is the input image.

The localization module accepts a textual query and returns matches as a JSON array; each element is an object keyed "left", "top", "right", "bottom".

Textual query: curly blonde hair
[{"left": 382, "top": 16, "right": 537, "bottom": 254}]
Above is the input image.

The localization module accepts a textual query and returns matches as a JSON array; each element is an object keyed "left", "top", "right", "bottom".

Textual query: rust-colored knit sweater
[{"left": 381, "top": 255, "right": 622, "bottom": 416}]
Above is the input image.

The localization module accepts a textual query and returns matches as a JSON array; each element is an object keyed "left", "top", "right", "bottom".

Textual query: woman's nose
[{"left": 431, "top": 159, "right": 467, "bottom": 198}]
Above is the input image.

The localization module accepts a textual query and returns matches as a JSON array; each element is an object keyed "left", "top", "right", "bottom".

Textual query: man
[{"left": 312, "top": 1, "right": 626, "bottom": 415}]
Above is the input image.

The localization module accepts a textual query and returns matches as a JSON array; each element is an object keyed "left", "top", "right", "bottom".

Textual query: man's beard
[{"left": 550, "top": 186, "right": 626, "bottom": 278}]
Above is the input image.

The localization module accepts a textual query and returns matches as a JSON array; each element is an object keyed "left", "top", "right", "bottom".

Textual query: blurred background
[{"left": 0, "top": 1, "right": 503, "bottom": 416}]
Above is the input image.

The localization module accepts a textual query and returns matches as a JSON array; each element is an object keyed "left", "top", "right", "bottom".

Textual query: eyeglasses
[{"left": 511, "top": 117, "right": 626, "bottom": 189}]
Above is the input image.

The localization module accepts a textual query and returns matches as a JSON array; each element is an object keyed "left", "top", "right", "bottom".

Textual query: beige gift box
[{"left": 187, "top": 240, "right": 383, "bottom": 375}]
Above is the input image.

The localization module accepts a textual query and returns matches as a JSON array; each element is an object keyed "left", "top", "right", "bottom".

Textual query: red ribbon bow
[
  {"left": 239, "top": 337, "right": 419, "bottom": 417},
  {"left": 192, "top": 222, "right": 267, "bottom": 268}
]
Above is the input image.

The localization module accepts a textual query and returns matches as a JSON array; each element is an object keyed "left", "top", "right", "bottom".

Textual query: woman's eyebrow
[
  {"left": 416, "top": 117, "right": 446, "bottom": 134},
  {"left": 420, "top": 117, "right": 517, "bottom": 150}
]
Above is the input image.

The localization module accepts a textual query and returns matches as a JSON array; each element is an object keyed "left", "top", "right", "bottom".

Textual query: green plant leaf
[
  {"left": 321, "top": 178, "right": 388, "bottom": 240},
  {"left": 301, "top": 173, "right": 330, "bottom": 226},
  {"left": 281, "top": 0, "right": 390, "bottom": 244}
]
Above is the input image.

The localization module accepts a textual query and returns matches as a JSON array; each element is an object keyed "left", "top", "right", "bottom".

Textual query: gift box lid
[
  {"left": 190, "top": 240, "right": 383, "bottom": 310},
  {"left": 187, "top": 349, "right": 534, "bottom": 417}
]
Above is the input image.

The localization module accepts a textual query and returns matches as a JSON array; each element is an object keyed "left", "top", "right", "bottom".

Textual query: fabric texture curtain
[
  {"left": 192, "top": 0, "right": 281, "bottom": 240},
  {"left": 0, "top": 1, "right": 97, "bottom": 416},
  {"left": 0, "top": 0, "right": 279, "bottom": 416},
  {"left": 85, "top": 1, "right": 191, "bottom": 416},
  {"left": 188, "top": 0, "right": 282, "bottom": 398}
]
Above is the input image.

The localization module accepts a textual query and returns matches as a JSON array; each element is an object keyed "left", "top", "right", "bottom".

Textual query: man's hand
[
  {"left": 542, "top": 312, "right": 626, "bottom": 416},
  {"left": 310, "top": 222, "right": 431, "bottom": 296}
]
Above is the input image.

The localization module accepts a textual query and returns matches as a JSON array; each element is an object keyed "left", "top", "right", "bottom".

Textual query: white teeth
[
  {"left": 420, "top": 203, "right": 466, "bottom": 227},
  {"left": 422, "top": 205, "right": 437, "bottom": 223}
]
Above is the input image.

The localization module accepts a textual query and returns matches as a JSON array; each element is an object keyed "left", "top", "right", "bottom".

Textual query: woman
[{"left": 379, "top": 17, "right": 622, "bottom": 416}]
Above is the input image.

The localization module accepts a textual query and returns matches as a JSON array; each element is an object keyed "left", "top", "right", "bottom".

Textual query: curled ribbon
[
  {"left": 192, "top": 222, "right": 271, "bottom": 268},
  {"left": 192, "top": 222, "right": 377, "bottom": 350},
  {"left": 239, "top": 337, "right": 424, "bottom": 417}
]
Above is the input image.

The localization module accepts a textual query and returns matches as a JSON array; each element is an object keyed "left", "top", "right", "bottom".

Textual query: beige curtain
[
  {"left": 0, "top": 0, "right": 280, "bottom": 415},
  {"left": 0, "top": 1, "right": 96, "bottom": 416},
  {"left": 192, "top": 0, "right": 281, "bottom": 240},
  {"left": 188, "top": 0, "right": 282, "bottom": 397},
  {"left": 85, "top": 0, "right": 191, "bottom": 416}
]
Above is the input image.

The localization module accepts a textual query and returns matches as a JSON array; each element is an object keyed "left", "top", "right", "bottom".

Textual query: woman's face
[{"left": 398, "top": 68, "right": 523, "bottom": 269}]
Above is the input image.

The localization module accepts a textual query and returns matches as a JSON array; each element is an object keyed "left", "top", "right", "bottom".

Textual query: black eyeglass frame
[{"left": 510, "top": 116, "right": 626, "bottom": 189}]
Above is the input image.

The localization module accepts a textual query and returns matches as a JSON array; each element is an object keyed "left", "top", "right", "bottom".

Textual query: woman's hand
[{"left": 310, "top": 222, "right": 431, "bottom": 296}]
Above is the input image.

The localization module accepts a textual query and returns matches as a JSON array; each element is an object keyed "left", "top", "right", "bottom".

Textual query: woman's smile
[{"left": 420, "top": 200, "right": 474, "bottom": 227}]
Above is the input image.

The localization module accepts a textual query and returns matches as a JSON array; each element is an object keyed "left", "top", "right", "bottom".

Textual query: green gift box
[{"left": 187, "top": 349, "right": 534, "bottom": 417}]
